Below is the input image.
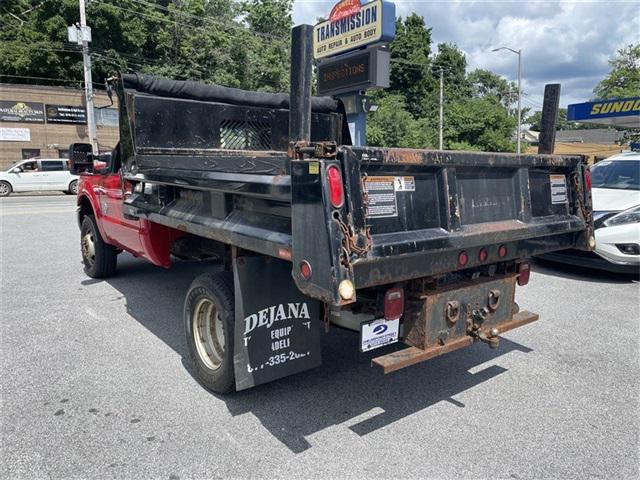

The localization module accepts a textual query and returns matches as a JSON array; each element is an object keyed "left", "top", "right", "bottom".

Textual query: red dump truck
[{"left": 70, "top": 33, "right": 593, "bottom": 394}]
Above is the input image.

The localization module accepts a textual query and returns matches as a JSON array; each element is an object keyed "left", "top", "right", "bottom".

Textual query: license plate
[{"left": 360, "top": 318, "right": 400, "bottom": 352}]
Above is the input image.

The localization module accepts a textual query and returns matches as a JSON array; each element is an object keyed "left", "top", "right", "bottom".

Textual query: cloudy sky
[{"left": 292, "top": 0, "right": 640, "bottom": 111}]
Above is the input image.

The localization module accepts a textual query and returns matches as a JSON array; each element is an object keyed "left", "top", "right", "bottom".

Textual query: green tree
[
  {"left": 526, "top": 108, "right": 607, "bottom": 131},
  {"left": 389, "top": 14, "right": 436, "bottom": 117},
  {"left": 367, "top": 94, "right": 434, "bottom": 148},
  {"left": 593, "top": 44, "right": 640, "bottom": 99},
  {"left": 432, "top": 43, "right": 469, "bottom": 101},
  {"left": 445, "top": 97, "right": 516, "bottom": 152}
]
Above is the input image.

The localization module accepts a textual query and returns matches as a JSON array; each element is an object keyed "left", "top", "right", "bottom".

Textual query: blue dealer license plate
[{"left": 360, "top": 318, "right": 400, "bottom": 352}]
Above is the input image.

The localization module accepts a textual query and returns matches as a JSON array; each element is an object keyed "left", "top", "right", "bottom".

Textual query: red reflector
[
  {"left": 517, "top": 262, "right": 530, "bottom": 286},
  {"left": 479, "top": 248, "right": 488, "bottom": 262},
  {"left": 458, "top": 251, "right": 469, "bottom": 267},
  {"left": 498, "top": 245, "right": 507, "bottom": 258},
  {"left": 327, "top": 165, "right": 344, "bottom": 208},
  {"left": 384, "top": 288, "right": 404, "bottom": 320},
  {"left": 300, "top": 261, "right": 312, "bottom": 280},
  {"left": 585, "top": 169, "right": 592, "bottom": 191}
]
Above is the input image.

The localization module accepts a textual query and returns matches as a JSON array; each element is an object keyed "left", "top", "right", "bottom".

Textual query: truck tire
[
  {"left": 184, "top": 272, "right": 236, "bottom": 394},
  {"left": 0, "top": 181, "right": 11, "bottom": 197},
  {"left": 80, "top": 215, "right": 117, "bottom": 278}
]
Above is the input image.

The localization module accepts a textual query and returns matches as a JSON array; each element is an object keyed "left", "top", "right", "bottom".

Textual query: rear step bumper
[{"left": 372, "top": 311, "right": 539, "bottom": 374}]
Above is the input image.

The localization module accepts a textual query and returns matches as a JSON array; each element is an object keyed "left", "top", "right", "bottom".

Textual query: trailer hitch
[{"left": 467, "top": 306, "right": 500, "bottom": 349}]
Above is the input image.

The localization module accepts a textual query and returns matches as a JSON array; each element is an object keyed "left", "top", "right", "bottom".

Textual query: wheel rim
[
  {"left": 0, "top": 183, "right": 9, "bottom": 195},
  {"left": 70, "top": 182, "right": 78, "bottom": 194},
  {"left": 193, "top": 298, "right": 225, "bottom": 371},
  {"left": 81, "top": 232, "right": 96, "bottom": 267}
]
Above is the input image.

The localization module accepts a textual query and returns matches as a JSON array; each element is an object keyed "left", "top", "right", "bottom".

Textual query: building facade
[{"left": 0, "top": 83, "right": 119, "bottom": 169}]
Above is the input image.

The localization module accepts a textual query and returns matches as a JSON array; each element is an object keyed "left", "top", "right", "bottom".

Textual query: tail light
[
  {"left": 517, "top": 262, "right": 530, "bottom": 286},
  {"left": 384, "top": 288, "right": 404, "bottom": 320},
  {"left": 478, "top": 248, "right": 488, "bottom": 262},
  {"left": 585, "top": 168, "right": 592, "bottom": 191},
  {"left": 458, "top": 251, "right": 469, "bottom": 267},
  {"left": 327, "top": 165, "right": 344, "bottom": 208},
  {"left": 498, "top": 245, "right": 507, "bottom": 258},
  {"left": 299, "top": 261, "right": 312, "bottom": 280}
]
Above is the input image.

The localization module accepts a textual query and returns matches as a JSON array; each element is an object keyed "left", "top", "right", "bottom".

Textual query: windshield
[{"left": 591, "top": 159, "right": 640, "bottom": 190}]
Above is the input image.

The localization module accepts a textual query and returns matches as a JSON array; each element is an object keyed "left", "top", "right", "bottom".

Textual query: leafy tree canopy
[{"left": 593, "top": 44, "right": 640, "bottom": 99}]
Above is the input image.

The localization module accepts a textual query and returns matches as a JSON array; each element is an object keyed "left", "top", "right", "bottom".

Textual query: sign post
[{"left": 313, "top": 0, "right": 395, "bottom": 146}]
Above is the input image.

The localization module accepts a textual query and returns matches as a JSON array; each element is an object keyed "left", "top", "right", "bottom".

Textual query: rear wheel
[
  {"left": 0, "top": 181, "right": 11, "bottom": 197},
  {"left": 66, "top": 180, "right": 78, "bottom": 195},
  {"left": 81, "top": 215, "right": 117, "bottom": 278},
  {"left": 184, "top": 272, "right": 235, "bottom": 394}
]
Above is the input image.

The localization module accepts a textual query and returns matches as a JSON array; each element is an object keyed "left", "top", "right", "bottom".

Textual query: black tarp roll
[{"left": 121, "top": 73, "right": 339, "bottom": 113}]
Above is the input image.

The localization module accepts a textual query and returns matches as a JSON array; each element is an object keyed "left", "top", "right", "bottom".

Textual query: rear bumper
[
  {"left": 370, "top": 273, "right": 537, "bottom": 373},
  {"left": 373, "top": 311, "right": 539, "bottom": 373}
]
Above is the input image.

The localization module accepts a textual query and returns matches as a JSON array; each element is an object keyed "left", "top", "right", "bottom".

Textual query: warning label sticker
[
  {"left": 394, "top": 176, "right": 416, "bottom": 192},
  {"left": 364, "top": 176, "right": 398, "bottom": 218},
  {"left": 549, "top": 174, "right": 567, "bottom": 204}
]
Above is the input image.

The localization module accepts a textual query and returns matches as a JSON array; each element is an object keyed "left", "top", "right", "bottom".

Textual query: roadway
[{"left": 1, "top": 194, "right": 638, "bottom": 479}]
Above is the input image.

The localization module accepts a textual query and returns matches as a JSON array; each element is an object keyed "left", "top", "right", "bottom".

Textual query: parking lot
[{"left": 1, "top": 194, "right": 638, "bottom": 479}]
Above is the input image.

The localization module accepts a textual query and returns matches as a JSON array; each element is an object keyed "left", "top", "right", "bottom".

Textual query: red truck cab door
[{"left": 94, "top": 150, "right": 144, "bottom": 255}]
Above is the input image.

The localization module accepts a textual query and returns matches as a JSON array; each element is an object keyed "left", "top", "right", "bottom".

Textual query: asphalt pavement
[{"left": 1, "top": 194, "right": 638, "bottom": 479}]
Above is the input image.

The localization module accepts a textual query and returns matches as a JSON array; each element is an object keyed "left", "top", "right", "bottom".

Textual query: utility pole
[
  {"left": 78, "top": 0, "right": 98, "bottom": 153},
  {"left": 439, "top": 69, "right": 444, "bottom": 150}
]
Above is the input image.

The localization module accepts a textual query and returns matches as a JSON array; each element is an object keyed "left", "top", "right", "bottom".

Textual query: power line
[{"left": 0, "top": 73, "right": 90, "bottom": 85}]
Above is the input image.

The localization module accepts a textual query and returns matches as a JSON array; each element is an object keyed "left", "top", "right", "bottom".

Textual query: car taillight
[
  {"left": 517, "top": 262, "right": 530, "bottom": 286},
  {"left": 327, "top": 165, "right": 344, "bottom": 208},
  {"left": 384, "top": 288, "right": 404, "bottom": 320},
  {"left": 585, "top": 168, "right": 592, "bottom": 191}
]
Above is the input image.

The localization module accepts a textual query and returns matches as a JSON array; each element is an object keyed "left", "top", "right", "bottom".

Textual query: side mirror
[{"left": 68, "top": 143, "right": 94, "bottom": 175}]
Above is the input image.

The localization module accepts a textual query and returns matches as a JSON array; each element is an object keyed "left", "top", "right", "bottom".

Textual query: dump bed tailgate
[{"left": 290, "top": 146, "right": 593, "bottom": 304}]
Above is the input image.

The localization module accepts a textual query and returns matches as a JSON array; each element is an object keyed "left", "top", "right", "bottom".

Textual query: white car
[
  {"left": 0, "top": 158, "right": 79, "bottom": 197},
  {"left": 543, "top": 152, "right": 640, "bottom": 273}
]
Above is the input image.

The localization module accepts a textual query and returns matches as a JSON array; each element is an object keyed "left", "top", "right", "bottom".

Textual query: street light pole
[{"left": 492, "top": 46, "right": 522, "bottom": 154}]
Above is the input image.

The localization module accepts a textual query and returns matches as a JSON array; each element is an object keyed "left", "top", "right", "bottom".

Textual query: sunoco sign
[{"left": 313, "top": 0, "right": 395, "bottom": 59}]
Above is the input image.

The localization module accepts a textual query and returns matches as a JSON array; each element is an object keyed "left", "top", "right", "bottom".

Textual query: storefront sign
[
  {"left": 45, "top": 104, "right": 87, "bottom": 124},
  {"left": 0, "top": 101, "right": 45, "bottom": 123},
  {"left": 313, "top": 0, "right": 395, "bottom": 59},
  {"left": 0, "top": 127, "right": 31, "bottom": 142},
  {"left": 317, "top": 46, "right": 389, "bottom": 96},
  {"left": 567, "top": 97, "right": 640, "bottom": 127}
]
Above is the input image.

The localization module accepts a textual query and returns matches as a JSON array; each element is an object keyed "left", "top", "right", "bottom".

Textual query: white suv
[{"left": 0, "top": 159, "right": 79, "bottom": 197}]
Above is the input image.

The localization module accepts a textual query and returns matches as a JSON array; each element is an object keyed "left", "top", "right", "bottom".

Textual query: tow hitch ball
[{"left": 467, "top": 306, "right": 500, "bottom": 349}]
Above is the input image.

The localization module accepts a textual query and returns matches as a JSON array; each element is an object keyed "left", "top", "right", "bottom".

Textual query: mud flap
[{"left": 233, "top": 255, "right": 322, "bottom": 391}]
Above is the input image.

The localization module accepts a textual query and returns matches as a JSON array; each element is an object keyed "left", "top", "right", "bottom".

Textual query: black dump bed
[{"left": 116, "top": 74, "right": 594, "bottom": 306}]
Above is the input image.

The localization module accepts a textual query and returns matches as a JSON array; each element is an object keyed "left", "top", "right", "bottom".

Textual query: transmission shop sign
[
  {"left": 0, "top": 101, "right": 45, "bottom": 123},
  {"left": 45, "top": 104, "right": 87, "bottom": 124},
  {"left": 313, "top": 0, "right": 396, "bottom": 59}
]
